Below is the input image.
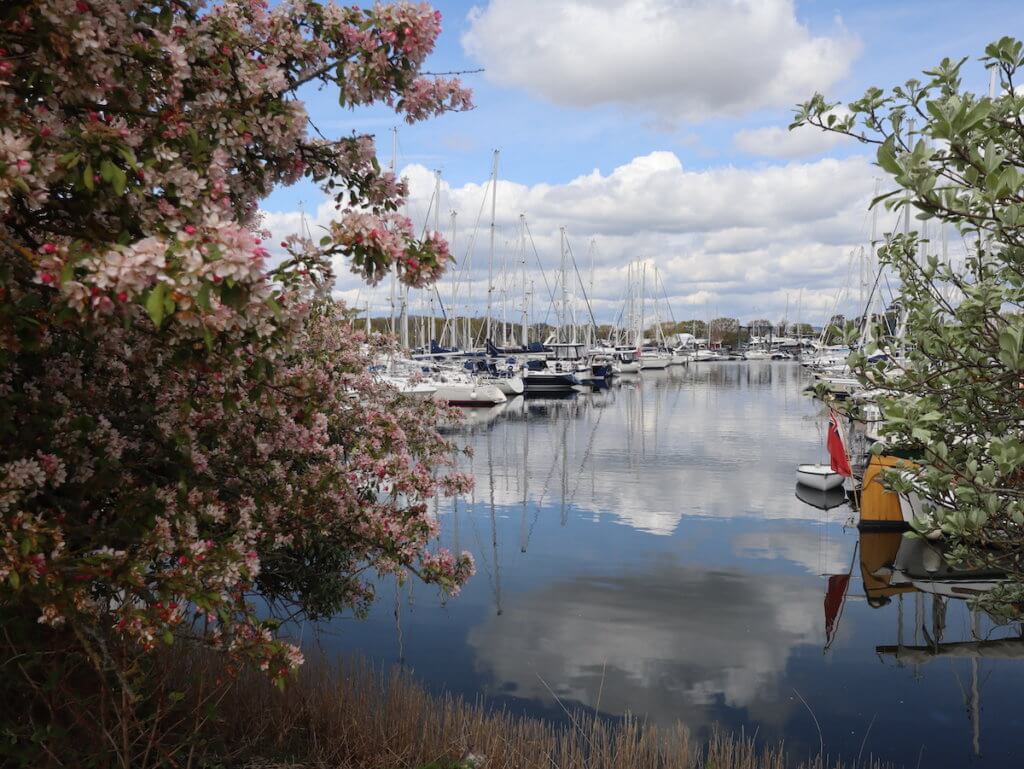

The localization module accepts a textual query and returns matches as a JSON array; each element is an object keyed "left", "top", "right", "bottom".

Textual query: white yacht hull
[
  {"left": 694, "top": 351, "right": 725, "bottom": 362},
  {"left": 640, "top": 356, "right": 670, "bottom": 370},
  {"left": 376, "top": 375, "right": 437, "bottom": 401},
  {"left": 431, "top": 382, "right": 507, "bottom": 407},
  {"left": 491, "top": 375, "right": 525, "bottom": 396}
]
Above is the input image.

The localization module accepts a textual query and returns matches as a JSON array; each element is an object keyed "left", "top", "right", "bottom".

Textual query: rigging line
[
  {"left": 524, "top": 217, "right": 559, "bottom": 317},
  {"left": 858, "top": 230, "right": 895, "bottom": 341},
  {"left": 450, "top": 175, "right": 492, "bottom": 316},
  {"left": 564, "top": 235, "right": 601, "bottom": 336},
  {"left": 413, "top": 182, "right": 452, "bottom": 332},
  {"left": 420, "top": 67, "right": 485, "bottom": 76},
  {"left": 417, "top": 184, "right": 439, "bottom": 240},
  {"left": 655, "top": 268, "right": 679, "bottom": 325}
]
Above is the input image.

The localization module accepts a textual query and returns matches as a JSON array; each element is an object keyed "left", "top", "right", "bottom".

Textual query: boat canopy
[{"left": 547, "top": 343, "right": 588, "bottom": 360}]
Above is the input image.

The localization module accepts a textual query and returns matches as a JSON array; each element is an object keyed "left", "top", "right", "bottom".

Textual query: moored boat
[{"left": 796, "top": 463, "right": 845, "bottom": 491}]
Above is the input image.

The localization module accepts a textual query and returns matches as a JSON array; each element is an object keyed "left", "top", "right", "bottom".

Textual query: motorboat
[
  {"left": 693, "top": 348, "right": 726, "bottom": 362},
  {"left": 521, "top": 358, "right": 580, "bottom": 394},
  {"left": 803, "top": 346, "right": 851, "bottom": 370},
  {"left": 639, "top": 348, "right": 671, "bottom": 370},
  {"left": 670, "top": 347, "right": 694, "bottom": 365},
  {"left": 815, "top": 374, "right": 861, "bottom": 395},
  {"left": 546, "top": 342, "right": 613, "bottom": 386},
  {"left": 796, "top": 463, "right": 845, "bottom": 491},
  {"left": 612, "top": 347, "right": 641, "bottom": 373}
]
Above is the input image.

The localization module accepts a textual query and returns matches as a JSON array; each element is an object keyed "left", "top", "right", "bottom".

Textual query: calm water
[{"left": 318, "top": 362, "right": 1024, "bottom": 768}]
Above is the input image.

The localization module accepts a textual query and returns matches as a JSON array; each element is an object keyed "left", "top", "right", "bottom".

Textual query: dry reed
[{"left": 167, "top": 649, "right": 895, "bottom": 769}]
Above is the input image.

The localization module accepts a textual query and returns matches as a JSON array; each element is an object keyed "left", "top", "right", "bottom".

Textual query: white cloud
[
  {"left": 461, "top": 0, "right": 861, "bottom": 123},
  {"left": 259, "top": 150, "right": 894, "bottom": 325},
  {"left": 734, "top": 110, "right": 854, "bottom": 159}
]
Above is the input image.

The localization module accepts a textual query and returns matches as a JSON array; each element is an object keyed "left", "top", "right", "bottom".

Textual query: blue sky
[{"left": 261, "top": 0, "right": 1021, "bottom": 326}]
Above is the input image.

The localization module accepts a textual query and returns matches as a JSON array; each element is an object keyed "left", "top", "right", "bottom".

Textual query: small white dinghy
[{"left": 796, "top": 464, "right": 845, "bottom": 491}]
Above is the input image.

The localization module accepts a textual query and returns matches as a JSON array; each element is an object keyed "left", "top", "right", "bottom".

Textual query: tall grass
[{"left": 179, "top": 651, "right": 892, "bottom": 769}]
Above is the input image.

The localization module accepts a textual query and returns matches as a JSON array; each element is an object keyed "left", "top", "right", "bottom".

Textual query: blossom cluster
[{"left": 1, "top": 0, "right": 474, "bottom": 684}]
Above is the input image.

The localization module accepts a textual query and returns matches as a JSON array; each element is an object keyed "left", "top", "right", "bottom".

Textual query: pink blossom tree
[{"left": 0, "top": 0, "right": 474, "bottom": 751}]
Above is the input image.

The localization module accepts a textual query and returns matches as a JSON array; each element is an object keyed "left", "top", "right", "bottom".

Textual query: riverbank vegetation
[{"left": 9, "top": 642, "right": 887, "bottom": 769}]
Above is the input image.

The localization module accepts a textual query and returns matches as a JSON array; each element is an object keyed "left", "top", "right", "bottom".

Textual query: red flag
[
  {"left": 824, "top": 574, "right": 851, "bottom": 646},
  {"left": 827, "top": 409, "right": 852, "bottom": 477}
]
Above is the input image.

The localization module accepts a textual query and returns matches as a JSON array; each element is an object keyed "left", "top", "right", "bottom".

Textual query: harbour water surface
[{"left": 320, "top": 362, "right": 1024, "bottom": 768}]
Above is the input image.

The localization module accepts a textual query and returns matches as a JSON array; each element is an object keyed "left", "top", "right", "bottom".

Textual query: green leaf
[
  {"left": 112, "top": 165, "right": 127, "bottom": 196},
  {"left": 162, "top": 630, "right": 174, "bottom": 645},
  {"left": 118, "top": 146, "right": 138, "bottom": 169},
  {"left": 876, "top": 138, "right": 901, "bottom": 176},
  {"left": 145, "top": 283, "right": 167, "bottom": 328},
  {"left": 960, "top": 100, "right": 991, "bottom": 132},
  {"left": 83, "top": 163, "right": 94, "bottom": 191},
  {"left": 196, "top": 282, "right": 212, "bottom": 311},
  {"left": 8, "top": 571, "right": 19, "bottom": 589},
  {"left": 203, "top": 325, "right": 214, "bottom": 352},
  {"left": 266, "top": 297, "right": 283, "bottom": 321}
]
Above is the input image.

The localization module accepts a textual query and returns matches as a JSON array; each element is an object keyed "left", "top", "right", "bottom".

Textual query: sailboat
[{"left": 423, "top": 364, "right": 508, "bottom": 407}]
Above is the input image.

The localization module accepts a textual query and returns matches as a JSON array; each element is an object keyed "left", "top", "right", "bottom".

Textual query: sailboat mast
[
  {"left": 520, "top": 214, "right": 528, "bottom": 347},
  {"left": 588, "top": 239, "right": 596, "bottom": 346},
  {"left": 501, "top": 224, "right": 508, "bottom": 346},
  {"left": 639, "top": 262, "right": 647, "bottom": 349},
  {"left": 559, "top": 227, "right": 567, "bottom": 344},
  {"left": 431, "top": 170, "right": 440, "bottom": 345},
  {"left": 486, "top": 149, "right": 499, "bottom": 344}
]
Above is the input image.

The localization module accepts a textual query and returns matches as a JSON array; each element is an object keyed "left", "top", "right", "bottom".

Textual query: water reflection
[
  {"left": 323, "top": 363, "right": 1024, "bottom": 769},
  {"left": 466, "top": 558, "right": 822, "bottom": 732},
  {"left": 446, "top": 364, "right": 838, "bottom": 538},
  {"left": 851, "top": 531, "right": 1024, "bottom": 761}
]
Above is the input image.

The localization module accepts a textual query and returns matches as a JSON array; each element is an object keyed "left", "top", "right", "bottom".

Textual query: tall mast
[
  {"left": 639, "top": 261, "right": 647, "bottom": 349},
  {"left": 520, "top": 214, "right": 528, "bottom": 347},
  {"left": 559, "top": 226, "right": 567, "bottom": 344},
  {"left": 588, "top": 239, "right": 596, "bottom": 346},
  {"left": 796, "top": 287, "right": 803, "bottom": 341},
  {"left": 486, "top": 150, "right": 499, "bottom": 344},
  {"left": 448, "top": 210, "right": 458, "bottom": 348},
  {"left": 501, "top": 224, "right": 508, "bottom": 346},
  {"left": 431, "top": 169, "right": 440, "bottom": 345}
]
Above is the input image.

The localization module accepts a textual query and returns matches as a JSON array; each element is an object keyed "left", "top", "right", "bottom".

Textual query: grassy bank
[{"left": 166, "top": 651, "right": 892, "bottom": 769}]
